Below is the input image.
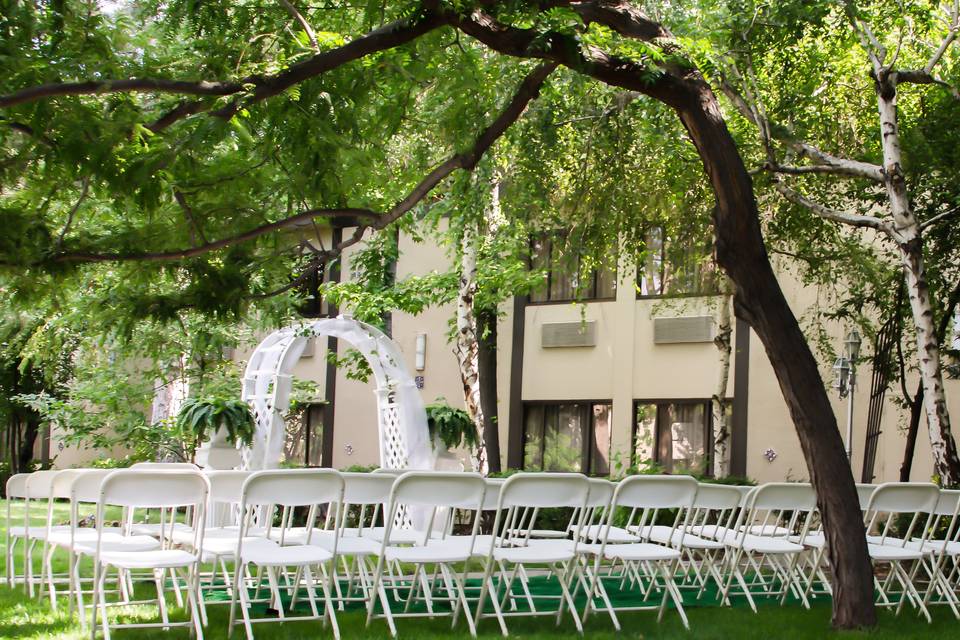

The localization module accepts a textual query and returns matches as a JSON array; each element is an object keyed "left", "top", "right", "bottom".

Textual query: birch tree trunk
[
  {"left": 712, "top": 276, "right": 734, "bottom": 477},
  {"left": 875, "top": 73, "right": 960, "bottom": 484},
  {"left": 454, "top": 217, "right": 486, "bottom": 474}
]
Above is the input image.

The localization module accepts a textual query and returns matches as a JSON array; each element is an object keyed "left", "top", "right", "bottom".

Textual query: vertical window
[
  {"left": 523, "top": 402, "right": 612, "bottom": 474},
  {"left": 633, "top": 400, "right": 724, "bottom": 476},
  {"left": 637, "top": 226, "right": 717, "bottom": 298},
  {"left": 530, "top": 233, "right": 617, "bottom": 303}
]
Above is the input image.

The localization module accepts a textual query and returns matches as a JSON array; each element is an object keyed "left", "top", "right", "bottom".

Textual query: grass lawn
[{"left": 1, "top": 499, "right": 958, "bottom": 639}]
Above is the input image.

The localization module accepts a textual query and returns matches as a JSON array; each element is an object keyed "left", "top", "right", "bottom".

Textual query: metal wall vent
[
  {"left": 653, "top": 316, "right": 715, "bottom": 344},
  {"left": 541, "top": 321, "right": 597, "bottom": 348}
]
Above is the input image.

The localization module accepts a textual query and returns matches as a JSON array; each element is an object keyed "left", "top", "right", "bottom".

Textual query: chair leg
[
  {"left": 183, "top": 566, "right": 205, "bottom": 640},
  {"left": 317, "top": 564, "right": 341, "bottom": 640},
  {"left": 154, "top": 568, "right": 171, "bottom": 631}
]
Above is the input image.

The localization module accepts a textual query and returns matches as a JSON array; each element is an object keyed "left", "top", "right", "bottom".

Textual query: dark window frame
[
  {"left": 521, "top": 400, "right": 613, "bottom": 476},
  {"left": 528, "top": 234, "right": 617, "bottom": 305},
  {"left": 631, "top": 398, "right": 727, "bottom": 477}
]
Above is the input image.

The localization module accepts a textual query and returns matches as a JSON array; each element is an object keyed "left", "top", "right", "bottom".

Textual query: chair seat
[
  {"left": 74, "top": 536, "right": 163, "bottom": 555},
  {"left": 513, "top": 528, "right": 570, "bottom": 540},
  {"left": 910, "top": 538, "right": 960, "bottom": 555},
  {"left": 47, "top": 529, "right": 140, "bottom": 548},
  {"left": 130, "top": 522, "right": 192, "bottom": 537},
  {"left": 269, "top": 527, "right": 329, "bottom": 545},
  {"left": 867, "top": 543, "right": 930, "bottom": 561},
  {"left": 634, "top": 525, "right": 721, "bottom": 549},
  {"left": 726, "top": 533, "right": 805, "bottom": 554},
  {"left": 604, "top": 542, "right": 681, "bottom": 562},
  {"left": 789, "top": 532, "right": 826, "bottom": 549},
  {"left": 9, "top": 525, "right": 70, "bottom": 539},
  {"left": 201, "top": 536, "right": 276, "bottom": 558},
  {"left": 365, "top": 527, "right": 439, "bottom": 545},
  {"left": 311, "top": 535, "right": 380, "bottom": 556},
  {"left": 744, "top": 524, "right": 792, "bottom": 536},
  {"left": 384, "top": 543, "right": 472, "bottom": 564},
  {"left": 528, "top": 539, "right": 605, "bottom": 555},
  {"left": 241, "top": 544, "right": 333, "bottom": 566},
  {"left": 583, "top": 525, "right": 639, "bottom": 543},
  {"left": 100, "top": 549, "right": 198, "bottom": 570},
  {"left": 170, "top": 526, "right": 267, "bottom": 546},
  {"left": 493, "top": 544, "right": 575, "bottom": 564}
]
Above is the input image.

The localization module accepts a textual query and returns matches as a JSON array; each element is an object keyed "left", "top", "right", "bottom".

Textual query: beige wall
[
  {"left": 49, "top": 222, "right": 955, "bottom": 484},
  {"left": 315, "top": 225, "right": 953, "bottom": 483}
]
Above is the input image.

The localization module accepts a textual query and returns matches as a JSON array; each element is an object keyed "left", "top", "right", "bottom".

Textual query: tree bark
[
  {"left": 875, "top": 73, "right": 960, "bottom": 485},
  {"left": 455, "top": 218, "right": 487, "bottom": 473},
  {"left": 712, "top": 276, "right": 733, "bottom": 477},
  {"left": 477, "top": 305, "right": 502, "bottom": 474},
  {"left": 674, "top": 79, "right": 877, "bottom": 628}
]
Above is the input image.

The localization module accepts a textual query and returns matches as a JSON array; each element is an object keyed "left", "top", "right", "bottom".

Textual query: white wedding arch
[{"left": 240, "top": 315, "right": 435, "bottom": 471}]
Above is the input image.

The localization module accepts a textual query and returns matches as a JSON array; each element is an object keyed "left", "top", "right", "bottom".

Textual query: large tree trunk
[
  {"left": 712, "top": 276, "right": 733, "bottom": 477},
  {"left": 876, "top": 75, "right": 960, "bottom": 485},
  {"left": 477, "top": 305, "right": 501, "bottom": 473},
  {"left": 675, "top": 79, "right": 877, "bottom": 628},
  {"left": 454, "top": 218, "right": 488, "bottom": 473}
]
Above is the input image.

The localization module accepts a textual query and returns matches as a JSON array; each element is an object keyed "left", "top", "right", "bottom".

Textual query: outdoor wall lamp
[
  {"left": 415, "top": 333, "right": 427, "bottom": 371},
  {"left": 833, "top": 328, "right": 862, "bottom": 462}
]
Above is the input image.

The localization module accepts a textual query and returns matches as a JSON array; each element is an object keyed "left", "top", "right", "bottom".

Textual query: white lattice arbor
[{"left": 241, "top": 315, "right": 434, "bottom": 471}]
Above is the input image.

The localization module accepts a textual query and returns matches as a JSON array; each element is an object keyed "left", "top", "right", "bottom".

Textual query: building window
[
  {"left": 633, "top": 400, "right": 725, "bottom": 476},
  {"left": 529, "top": 234, "right": 617, "bottom": 303},
  {"left": 523, "top": 402, "right": 612, "bottom": 474},
  {"left": 637, "top": 226, "right": 717, "bottom": 298}
]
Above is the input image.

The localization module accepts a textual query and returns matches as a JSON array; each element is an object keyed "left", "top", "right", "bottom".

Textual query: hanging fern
[
  {"left": 425, "top": 402, "right": 481, "bottom": 451},
  {"left": 177, "top": 396, "right": 256, "bottom": 447}
]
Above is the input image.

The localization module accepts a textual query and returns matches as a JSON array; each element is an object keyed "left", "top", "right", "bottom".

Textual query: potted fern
[
  {"left": 177, "top": 396, "right": 255, "bottom": 468},
  {"left": 425, "top": 402, "right": 480, "bottom": 469}
]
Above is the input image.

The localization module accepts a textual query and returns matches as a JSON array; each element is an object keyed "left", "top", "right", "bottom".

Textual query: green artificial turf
[{"left": 1, "top": 499, "right": 958, "bottom": 639}]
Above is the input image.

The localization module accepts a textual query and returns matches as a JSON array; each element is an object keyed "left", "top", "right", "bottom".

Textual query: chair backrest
[
  {"left": 866, "top": 482, "right": 940, "bottom": 514},
  {"left": 615, "top": 475, "right": 698, "bottom": 510},
  {"left": 865, "top": 482, "right": 940, "bottom": 545},
  {"left": 241, "top": 469, "right": 343, "bottom": 507},
  {"left": 71, "top": 470, "right": 117, "bottom": 504},
  {"left": 5, "top": 473, "right": 29, "bottom": 499},
  {"left": 492, "top": 473, "right": 590, "bottom": 546},
  {"left": 131, "top": 462, "right": 199, "bottom": 470},
  {"left": 390, "top": 471, "right": 486, "bottom": 509},
  {"left": 694, "top": 483, "right": 744, "bottom": 510},
  {"left": 99, "top": 469, "right": 209, "bottom": 508},
  {"left": 482, "top": 478, "right": 505, "bottom": 511},
  {"left": 733, "top": 483, "right": 817, "bottom": 542},
  {"left": 497, "top": 473, "right": 590, "bottom": 510},
  {"left": 24, "top": 469, "right": 59, "bottom": 499},
  {"left": 689, "top": 483, "right": 744, "bottom": 537},
  {"left": 206, "top": 470, "right": 252, "bottom": 504},
  {"left": 97, "top": 469, "right": 209, "bottom": 552},
  {"left": 380, "top": 472, "right": 486, "bottom": 550},
  {"left": 342, "top": 472, "right": 395, "bottom": 505},
  {"left": 855, "top": 483, "right": 877, "bottom": 510}
]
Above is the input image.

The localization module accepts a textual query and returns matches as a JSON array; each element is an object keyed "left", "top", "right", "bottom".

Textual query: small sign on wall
[{"left": 415, "top": 376, "right": 425, "bottom": 389}]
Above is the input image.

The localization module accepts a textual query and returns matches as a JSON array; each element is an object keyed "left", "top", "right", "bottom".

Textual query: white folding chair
[
  {"left": 89, "top": 469, "right": 208, "bottom": 639},
  {"left": 584, "top": 475, "right": 697, "bottom": 630},
  {"left": 4, "top": 472, "right": 31, "bottom": 589},
  {"left": 366, "top": 471, "right": 487, "bottom": 638},
  {"left": 227, "top": 469, "right": 344, "bottom": 640},
  {"left": 719, "top": 483, "right": 816, "bottom": 612},
  {"left": 863, "top": 482, "right": 942, "bottom": 621},
  {"left": 919, "top": 489, "right": 960, "bottom": 617},
  {"left": 13, "top": 469, "right": 61, "bottom": 596},
  {"left": 473, "top": 473, "right": 590, "bottom": 636}
]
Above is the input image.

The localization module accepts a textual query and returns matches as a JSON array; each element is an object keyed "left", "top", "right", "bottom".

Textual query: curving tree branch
[{"left": 36, "top": 61, "right": 558, "bottom": 268}]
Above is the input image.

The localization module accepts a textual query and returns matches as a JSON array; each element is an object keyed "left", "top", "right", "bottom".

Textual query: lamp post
[{"left": 833, "top": 329, "right": 862, "bottom": 462}]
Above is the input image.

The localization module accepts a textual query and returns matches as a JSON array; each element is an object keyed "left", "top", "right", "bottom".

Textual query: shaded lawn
[{"left": 1, "top": 500, "right": 958, "bottom": 639}]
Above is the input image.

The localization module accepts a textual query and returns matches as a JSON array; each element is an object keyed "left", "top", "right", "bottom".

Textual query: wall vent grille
[
  {"left": 541, "top": 321, "right": 597, "bottom": 348},
  {"left": 653, "top": 316, "right": 715, "bottom": 344}
]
